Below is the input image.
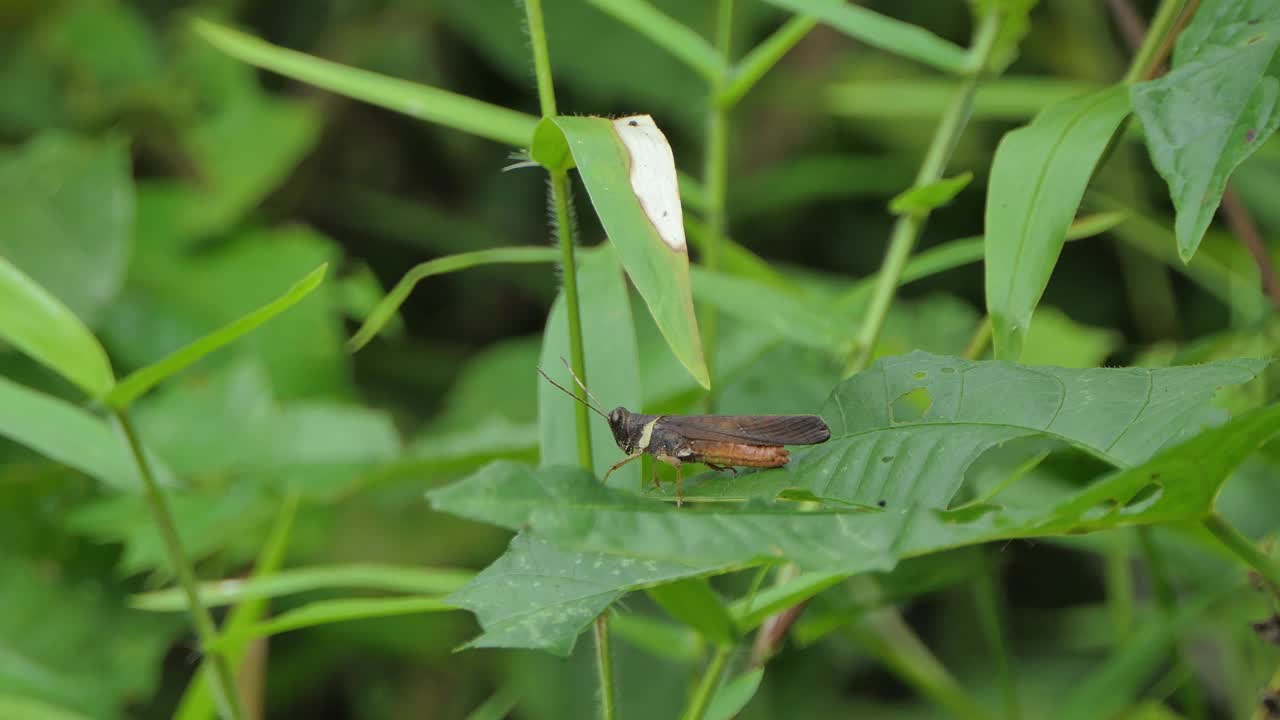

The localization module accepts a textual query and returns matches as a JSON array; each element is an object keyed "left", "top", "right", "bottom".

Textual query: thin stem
[
  {"left": 1137, "top": 528, "right": 1207, "bottom": 720},
  {"left": 525, "top": 0, "right": 593, "bottom": 471},
  {"left": 963, "top": 316, "right": 993, "bottom": 360},
  {"left": 1203, "top": 514, "right": 1280, "bottom": 600},
  {"left": 594, "top": 614, "right": 617, "bottom": 720},
  {"left": 1221, "top": 187, "right": 1280, "bottom": 305},
  {"left": 972, "top": 550, "right": 1019, "bottom": 720},
  {"left": 717, "top": 15, "right": 817, "bottom": 108},
  {"left": 1104, "top": 532, "right": 1135, "bottom": 643},
  {"left": 700, "top": 0, "right": 735, "bottom": 407},
  {"left": 1122, "top": 0, "right": 1193, "bottom": 84},
  {"left": 681, "top": 643, "right": 734, "bottom": 720},
  {"left": 115, "top": 411, "right": 246, "bottom": 720},
  {"left": 844, "top": 10, "right": 1002, "bottom": 377}
]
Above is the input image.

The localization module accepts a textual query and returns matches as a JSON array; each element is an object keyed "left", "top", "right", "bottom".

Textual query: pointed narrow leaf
[
  {"left": 706, "top": 669, "right": 765, "bottom": 720},
  {"left": 585, "top": 0, "right": 724, "bottom": 79},
  {"left": 0, "top": 257, "right": 114, "bottom": 396},
  {"left": 192, "top": 20, "right": 537, "bottom": 147},
  {"left": 986, "top": 85, "right": 1131, "bottom": 359},
  {"left": 647, "top": 578, "right": 737, "bottom": 645},
  {"left": 105, "top": 264, "right": 327, "bottom": 408},
  {"left": 889, "top": 171, "right": 973, "bottom": 215},
  {"left": 537, "top": 115, "right": 709, "bottom": 388},
  {"left": 1131, "top": 1, "right": 1280, "bottom": 260}
]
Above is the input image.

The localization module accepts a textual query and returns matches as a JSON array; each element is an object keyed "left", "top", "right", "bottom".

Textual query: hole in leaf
[
  {"left": 890, "top": 387, "right": 932, "bottom": 423},
  {"left": 1120, "top": 483, "right": 1163, "bottom": 514}
]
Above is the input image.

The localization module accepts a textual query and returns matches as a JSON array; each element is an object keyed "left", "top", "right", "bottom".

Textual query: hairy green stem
[
  {"left": 845, "top": 10, "right": 1002, "bottom": 376},
  {"left": 1203, "top": 514, "right": 1280, "bottom": 599},
  {"left": 594, "top": 614, "right": 617, "bottom": 720},
  {"left": 681, "top": 643, "right": 734, "bottom": 720},
  {"left": 700, "top": 0, "right": 735, "bottom": 407},
  {"left": 115, "top": 411, "right": 245, "bottom": 720}
]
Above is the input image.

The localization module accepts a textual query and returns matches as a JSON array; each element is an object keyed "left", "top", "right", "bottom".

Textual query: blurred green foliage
[{"left": 0, "top": 1, "right": 1279, "bottom": 719}]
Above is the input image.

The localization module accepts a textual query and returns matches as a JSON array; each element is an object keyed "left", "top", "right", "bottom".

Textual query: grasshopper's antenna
[
  {"left": 537, "top": 366, "right": 609, "bottom": 419},
  {"left": 559, "top": 356, "right": 609, "bottom": 411}
]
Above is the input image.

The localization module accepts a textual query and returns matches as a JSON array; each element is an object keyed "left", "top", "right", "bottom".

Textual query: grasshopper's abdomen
[{"left": 690, "top": 441, "right": 790, "bottom": 468}]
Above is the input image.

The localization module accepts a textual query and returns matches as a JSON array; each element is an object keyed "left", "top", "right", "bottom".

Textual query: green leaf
[
  {"left": 0, "top": 132, "right": 133, "bottom": 327},
  {"left": 674, "top": 352, "right": 1264, "bottom": 504},
  {"left": 889, "top": 171, "right": 973, "bottom": 215},
  {"left": 691, "top": 267, "right": 850, "bottom": 357},
  {"left": 610, "top": 612, "right": 701, "bottom": 663},
  {"left": 0, "top": 256, "right": 114, "bottom": 397},
  {"left": 970, "top": 0, "right": 1038, "bottom": 73},
  {"left": 760, "top": 0, "right": 970, "bottom": 74},
  {"left": 985, "top": 85, "right": 1131, "bottom": 360},
  {"left": 729, "top": 571, "right": 847, "bottom": 632},
  {"left": 1131, "top": 1, "right": 1280, "bottom": 260},
  {"left": 646, "top": 578, "right": 737, "bottom": 645},
  {"left": 539, "top": 245, "right": 643, "bottom": 487},
  {"left": 705, "top": 668, "right": 765, "bottom": 720},
  {"left": 132, "top": 564, "right": 472, "bottom": 611},
  {"left": 585, "top": 0, "right": 724, "bottom": 79},
  {"left": 192, "top": 19, "right": 538, "bottom": 147},
  {"left": 105, "top": 264, "right": 327, "bottom": 408},
  {"left": 1019, "top": 307, "right": 1122, "bottom": 368},
  {"left": 828, "top": 77, "right": 1102, "bottom": 120},
  {"left": 347, "top": 247, "right": 559, "bottom": 352},
  {"left": 0, "top": 376, "right": 171, "bottom": 491},
  {"left": 215, "top": 597, "right": 456, "bottom": 648},
  {"left": 533, "top": 116, "right": 709, "bottom": 388},
  {"left": 0, "top": 695, "right": 93, "bottom": 720}
]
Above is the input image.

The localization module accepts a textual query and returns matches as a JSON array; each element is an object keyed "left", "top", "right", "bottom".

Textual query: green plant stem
[
  {"left": 700, "top": 0, "right": 735, "bottom": 407},
  {"left": 115, "top": 411, "right": 245, "bottom": 720},
  {"left": 717, "top": 15, "right": 817, "bottom": 107},
  {"left": 1203, "top": 514, "right": 1280, "bottom": 599},
  {"left": 594, "top": 614, "right": 617, "bottom": 720},
  {"left": 844, "top": 10, "right": 1002, "bottom": 377},
  {"left": 1123, "top": 0, "right": 1191, "bottom": 84},
  {"left": 681, "top": 643, "right": 733, "bottom": 720},
  {"left": 525, "top": 0, "right": 557, "bottom": 116},
  {"left": 972, "top": 550, "right": 1019, "bottom": 720},
  {"left": 1137, "top": 528, "right": 1207, "bottom": 720},
  {"left": 1104, "top": 532, "right": 1135, "bottom": 643},
  {"left": 963, "top": 316, "right": 993, "bottom": 359}
]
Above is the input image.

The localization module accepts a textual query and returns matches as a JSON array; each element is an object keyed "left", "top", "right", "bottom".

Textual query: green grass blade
[
  {"left": 106, "top": 264, "right": 327, "bottom": 408},
  {"left": 347, "top": 247, "right": 559, "bottom": 352},
  {"left": 133, "top": 564, "right": 475, "bottom": 611},
  {"left": 0, "top": 256, "right": 114, "bottom": 397},
  {"left": 705, "top": 669, "right": 764, "bottom": 720},
  {"left": 0, "top": 695, "right": 94, "bottom": 720},
  {"left": 217, "top": 597, "right": 456, "bottom": 647},
  {"left": 585, "top": 0, "right": 724, "bottom": 80},
  {"left": 760, "top": 0, "right": 969, "bottom": 74},
  {"left": 719, "top": 15, "right": 818, "bottom": 107},
  {"left": 192, "top": 19, "right": 538, "bottom": 147}
]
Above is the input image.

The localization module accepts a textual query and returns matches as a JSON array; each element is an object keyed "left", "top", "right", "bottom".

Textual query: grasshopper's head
[{"left": 607, "top": 407, "right": 636, "bottom": 453}]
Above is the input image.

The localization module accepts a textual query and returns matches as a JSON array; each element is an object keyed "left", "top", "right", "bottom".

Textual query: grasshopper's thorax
[{"left": 607, "top": 407, "right": 657, "bottom": 454}]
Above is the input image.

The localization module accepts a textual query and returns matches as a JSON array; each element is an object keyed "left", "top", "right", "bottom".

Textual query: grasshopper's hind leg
[{"left": 703, "top": 461, "right": 738, "bottom": 477}]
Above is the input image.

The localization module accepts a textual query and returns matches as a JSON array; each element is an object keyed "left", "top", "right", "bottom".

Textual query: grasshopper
[{"left": 539, "top": 365, "right": 831, "bottom": 506}]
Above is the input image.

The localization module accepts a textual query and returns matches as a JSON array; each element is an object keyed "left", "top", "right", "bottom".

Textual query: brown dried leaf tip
[
  {"left": 1252, "top": 613, "right": 1280, "bottom": 645},
  {"left": 1263, "top": 691, "right": 1280, "bottom": 719}
]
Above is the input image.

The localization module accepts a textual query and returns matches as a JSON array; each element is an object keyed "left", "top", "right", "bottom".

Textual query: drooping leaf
[
  {"left": 532, "top": 116, "right": 708, "bottom": 388},
  {"left": 0, "top": 257, "right": 114, "bottom": 397},
  {"left": 0, "top": 132, "right": 133, "bottom": 327},
  {"left": 539, "top": 245, "right": 642, "bottom": 488},
  {"left": 705, "top": 668, "right": 765, "bottom": 720},
  {"left": 985, "top": 84, "right": 1132, "bottom": 360},
  {"left": 1131, "top": 0, "right": 1280, "bottom": 260}
]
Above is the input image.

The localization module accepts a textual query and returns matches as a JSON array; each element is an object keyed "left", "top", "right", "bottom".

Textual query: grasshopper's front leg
[{"left": 602, "top": 452, "right": 643, "bottom": 484}]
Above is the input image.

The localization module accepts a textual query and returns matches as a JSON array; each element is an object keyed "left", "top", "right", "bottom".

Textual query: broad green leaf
[
  {"left": 0, "top": 376, "right": 171, "bottom": 491},
  {"left": 1131, "top": 1, "right": 1280, "bottom": 260},
  {"left": 133, "top": 563, "right": 470, "bottom": 611},
  {"left": 347, "top": 247, "right": 559, "bottom": 352},
  {"left": 985, "top": 85, "right": 1131, "bottom": 360},
  {"left": 0, "top": 133, "right": 133, "bottom": 327},
  {"left": 705, "top": 668, "right": 764, "bottom": 720},
  {"left": 760, "top": 0, "right": 969, "bottom": 74},
  {"left": 192, "top": 19, "right": 538, "bottom": 147},
  {"left": 532, "top": 116, "right": 709, "bottom": 388},
  {"left": 585, "top": 0, "right": 724, "bottom": 79},
  {"left": 0, "top": 695, "right": 93, "bottom": 720},
  {"left": 105, "top": 264, "right": 327, "bottom": 408},
  {"left": 539, "top": 245, "right": 643, "bottom": 488},
  {"left": 646, "top": 578, "right": 737, "bottom": 645},
  {"left": 442, "top": 531, "right": 725, "bottom": 656},
  {"left": 673, "top": 352, "right": 1264, "bottom": 504},
  {"left": 0, "top": 257, "right": 114, "bottom": 397},
  {"left": 889, "top": 171, "right": 973, "bottom": 215},
  {"left": 215, "top": 597, "right": 455, "bottom": 648}
]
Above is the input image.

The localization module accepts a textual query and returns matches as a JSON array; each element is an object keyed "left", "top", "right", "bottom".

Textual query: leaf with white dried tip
[{"left": 613, "top": 115, "right": 686, "bottom": 251}]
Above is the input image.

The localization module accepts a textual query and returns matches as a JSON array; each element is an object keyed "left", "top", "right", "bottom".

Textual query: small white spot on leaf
[{"left": 612, "top": 115, "right": 687, "bottom": 252}]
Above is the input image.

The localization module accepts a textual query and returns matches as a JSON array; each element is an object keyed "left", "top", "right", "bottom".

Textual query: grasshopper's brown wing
[{"left": 658, "top": 414, "right": 831, "bottom": 446}]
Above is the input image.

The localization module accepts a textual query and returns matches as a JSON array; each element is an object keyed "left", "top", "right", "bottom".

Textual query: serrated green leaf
[
  {"left": 192, "top": 19, "right": 537, "bottom": 147},
  {"left": 646, "top": 578, "right": 737, "bottom": 645},
  {"left": 985, "top": 84, "right": 1131, "bottom": 360},
  {"left": 0, "top": 257, "right": 115, "bottom": 397},
  {"left": 105, "top": 264, "right": 327, "bottom": 408},
  {"left": 1131, "top": 1, "right": 1280, "bottom": 260},
  {"left": 889, "top": 171, "right": 973, "bottom": 215},
  {"left": 536, "top": 116, "right": 708, "bottom": 388}
]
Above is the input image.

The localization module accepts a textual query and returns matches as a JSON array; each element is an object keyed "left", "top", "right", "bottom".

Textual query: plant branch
[
  {"left": 1137, "top": 528, "right": 1207, "bottom": 720},
  {"left": 681, "top": 643, "right": 734, "bottom": 720},
  {"left": 115, "top": 411, "right": 246, "bottom": 720},
  {"left": 717, "top": 15, "right": 817, "bottom": 108},
  {"left": 700, "top": 0, "right": 735, "bottom": 407},
  {"left": 1121, "top": 0, "right": 1195, "bottom": 84},
  {"left": 1221, "top": 188, "right": 1280, "bottom": 305},
  {"left": 594, "top": 613, "right": 617, "bottom": 720},
  {"left": 1203, "top": 514, "right": 1280, "bottom": 600}
]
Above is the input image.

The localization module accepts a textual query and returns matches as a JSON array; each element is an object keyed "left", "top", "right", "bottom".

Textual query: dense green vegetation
[{"left": 1, "top": 0, "right": 1279, "bottom": 718}]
